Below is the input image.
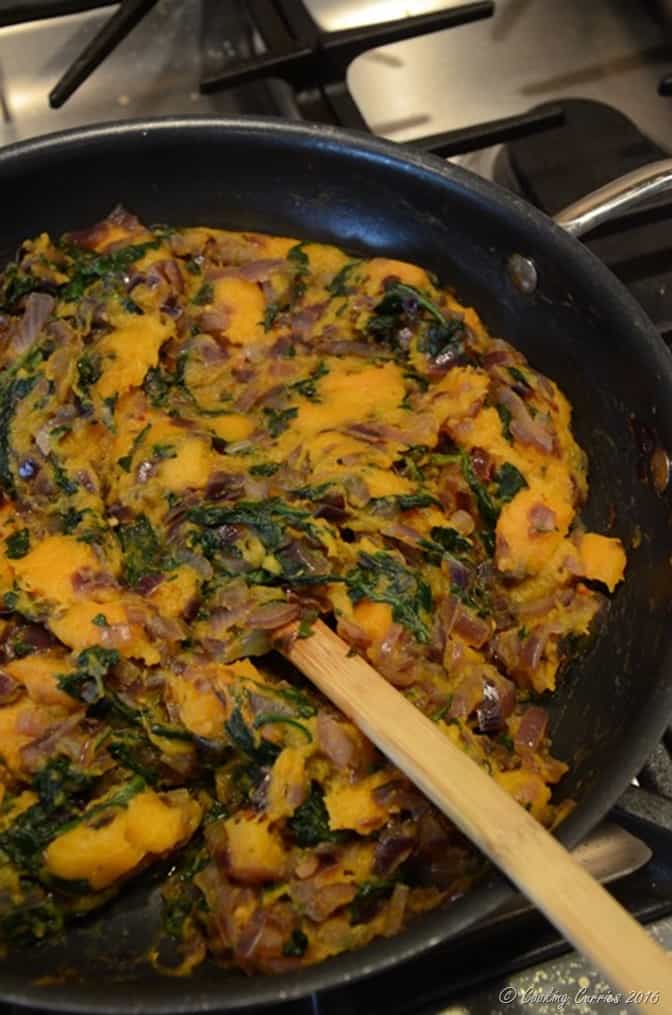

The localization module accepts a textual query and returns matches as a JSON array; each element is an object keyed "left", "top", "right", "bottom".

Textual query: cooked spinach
[
  {"left": 0, "top": 263, "right": 50, "bottom": 311},
  {"left": 289, "top": 361, "right": 329, "bottom": 402},
  {"left": 350, "top": 879, "right": 395, "bottom": 925},
  {"left": 495, "top": 462, "right": 527, "bottom": 503},
  {"left": 52, "top": 460, "right": 79, "bottom": 495},
  {"left": 192, "top": 281, "right": 214, "bottom": 306},
  {"left": 60, "top": 240, "right": 160, "bottom": 302},
  {"left": 345, "top": 550, "right": 432, "bottom": 643},
  {"left": 287, "top": 781, "right": 344, "bottom": 848},
  {"left": 327, "top": 261, "right": 360, "bottom": 297},
  {"left": 4, "top": 529, "right": 30, "bottom": 559},
  {"left": 117, "top": 514, "right": 164, "bottom": 587},
  {"left": 371, "top": 491, "right": 439, "bottom": 513},
  {"left": 117, "top": 422, "right": 150, "bottom": 473},
  {"left": 249, "top": 462, "right": 280, "bottom": 477},
  {"left": 188, "top": 498, "right": 316, "bottom": 553},
  {"left": 420, "top": 525, "right": 472, "bottom": 564},
  {"left": 57, "top": 647, "right": 120, "bottom": 704},
  {"left": 460, "top": 453, "right": 528, "bottom": 555},
  {"left": 282, "top": 928, "right": 309, "bottom": 957},
  {"left": 224, "top": 706, "right": 281, "bottom": 767},
  {"left": 0, "top": 758, "right": 97, "bottom": 872},
  {"left": 496, "top": 403, "right": 513, "bottom": 442},
  {"left": 252, "top": 715, "right": 312, "bottom": 744},
  {"left": 263, "top": 406, "right": 298, "bottom": 437},
  {"left": 0, "top": 370, "right": 39, "bottom": 494},
  {"left": 76, "top": 353, "right": 101, "bottom": 394}
]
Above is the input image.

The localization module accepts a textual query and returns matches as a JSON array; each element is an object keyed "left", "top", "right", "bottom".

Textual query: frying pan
[{"left": 1, "top": 116, "right": 672, "bottom": 1012}]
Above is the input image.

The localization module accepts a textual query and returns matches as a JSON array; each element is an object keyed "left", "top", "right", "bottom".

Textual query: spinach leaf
[
  {"left": 188, "top": 498, "right": 315, "bottom": 553},
  {"left": 460, "top": 452, "right": 499, "bottom": 529},
  {"left": 0, "top": 263, "right": 51, "bottom": 310},
  {"left": 192, "top": 281, "right": 214, "bottom": 306},
  {"left": 52, "top": 460, "right": 79, "bottom": 495},
  {"left": 282, "top": 928, "right": 308, "bottom": 957},
  {"left": 76, "top": 353, "right": 101, "bottom": 394},
  {"left": 327, "top": 261, "right": 360, "bottom": 297},
  {"left": 60, "top": 240, "right": 160, "bottom": 301},
  {"left": 495, "top": 462, "right": 527, "bottom": 503},
  {"left": 249, "top": 462, "right": 279, "bottom": 477},
  {"left": 253, "top": 715, "right": 312, "bottom": 744},
  {"left": 57, "top": 647, "right": 120, "bottom": 704},
  {"left": 350, "top": 879, "right": 395, "bottom": 925},
  {"left": 460, "top": 453, "right": 528, "bottom": 555},
  {"left": 4, "top": 529, "right": 30, "bottom": 560},
  {"left": 58, "top": 506, "right": 85, "bottom": 534},
  {"left": 261, "top": 244, "right": 310, "bottom": 332},
  {"left": 508, "top": 366, "right": 531, "bottom": 391},
  {"left": 345, "top": 551, "right": 431, "bottom": 643},
  {"left": 289, "top": 361, "right": 329, "bottom": 402},
  {"left": 0, "top": 887, "right": 64, "bottom": 944},
  {"left": 263, "top": 406, "right": 298, "bottom": 437},
  {"left": 0, "top": 758, "right": 97, "bottom": 872},
  {"left": 371, "top": 491, "right": 438, "bottom": 513},
  {"left": 224, "top": 706, "right": 281, "bottom": 767},
  {"left": 420, "top": 525, "right": 472, "bottom": 564},
  {"left": 117, "top": 422, "right": 150, "bottom": 473},
  {"left": 0, "top": 372, "right": 38, "bottom": 494},
  {"left": 287, "top": 781, "right": 344, "bottom": 848},
  {"left": 117, "top": 514, "right": 164, "bottom": 587},
  {"left": 496, "top": 403, "right": 513, "bottom": 442}
]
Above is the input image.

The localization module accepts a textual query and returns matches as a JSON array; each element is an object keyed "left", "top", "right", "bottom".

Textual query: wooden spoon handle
[{"left": 284, "top": 620, "right": 672, "bottom": 1010}]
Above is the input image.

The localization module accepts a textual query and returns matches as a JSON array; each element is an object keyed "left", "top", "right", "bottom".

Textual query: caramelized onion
[{"left": 515, "top": 706, "right": 549, "bottom": 754}]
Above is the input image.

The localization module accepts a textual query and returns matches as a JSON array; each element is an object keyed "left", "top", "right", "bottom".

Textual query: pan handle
[{"left": 554, "top": 159, "right": 672, "bottom": 238}]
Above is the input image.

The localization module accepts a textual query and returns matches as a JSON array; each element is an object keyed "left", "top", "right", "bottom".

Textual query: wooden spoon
[{"left": 281, "top": 620, "right": 672, "bottom": 1010}]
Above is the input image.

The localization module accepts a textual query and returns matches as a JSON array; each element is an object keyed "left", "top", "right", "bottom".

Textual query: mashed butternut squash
[{"left": 0, "top": 208, "right": 624, "bottom": 975}]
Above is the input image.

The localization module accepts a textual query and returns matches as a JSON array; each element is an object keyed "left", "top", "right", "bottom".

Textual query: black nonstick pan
[{"left": 1, "top": 116, "right": 672, "bottom": 1012}]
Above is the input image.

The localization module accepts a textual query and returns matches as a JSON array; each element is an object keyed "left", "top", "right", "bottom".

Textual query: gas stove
[{"left": 2, "top": 3, "right": 672, "bottom": 1013}]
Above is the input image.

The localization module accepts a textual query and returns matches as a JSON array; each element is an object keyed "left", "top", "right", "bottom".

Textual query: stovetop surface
[{"left": 2, "top": 3, "right": 672, "bottom": 1014}]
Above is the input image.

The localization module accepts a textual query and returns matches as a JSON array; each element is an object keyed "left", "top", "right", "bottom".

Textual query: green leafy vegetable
[
  {"left": 0, "top": 758, "right": 97, "bottom": 872},
  {"left": 345, "top": 551, "right": 431, "bottom": 643},
  {"left": 289, "top": 361, "right": 329, "bottom": 402},
  {"left": 5, "top": 529, "right": 30, "bottom": 560},
  {"left": 117, "top": 422, "right": 150, "bottom": 473},
  {"left": 0, "top": 370, "right": 39, "bottom": 493},
  {"left": 192, "top": 281, "right": 214, "bottom": 306},
  {"left": 371, "top": 491, "right": 439, "bottom": 513},
  {"left": 52, "top": 461, "right": 79, "bottom": 495},
  {"left": 224, "top": 707, "right": 281, "bottom": 767},
  {"left": 57, "top": 647, "right": 120, "bottom": 704},
  {"left": 58, "top": 506, "right": 85, "bottom": 534},
  {"left": 283, "top": 928, "right": 309, "bottom": 957},
  {"left": 263, "top": 406, "right": 298, "bottom": 437},
  {"left": 252, "top": 715, "right": 312, "bottom": 744},
  {"left": 495, "top": 462, "right": 528, "bottom": 504},
  {"left": 76, "top": 353, "right": 101, "bottom": 394},
  {"left": 189, "top": 498, "right": 317, "bottom": 553},
  {"left": 350, "top": 879, "right": 395, "bottom": 925},
  {"left": 327, "top": 261, "right": 360, "bottom": 297},
  {"left": 496, "top": 403, "right": 513, "bottom": 442},
  {"left": 287, "top": 781, "right": 344, "bottom": 848},
  {"left": 420, "top": 525, "right": 472, "bottom": 564},
  {"left": 249, "top": 462, "right": 279, "bottom": 477},
  {"left": 117, "top": 514, "right": 164, "bottom": 588},
  {"left": 60, "top": 240, "right": 160, "bottom": 302}
]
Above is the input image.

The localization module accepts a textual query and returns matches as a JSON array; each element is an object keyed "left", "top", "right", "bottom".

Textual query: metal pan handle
[{"left": 554, "top": 159, "right": 672, "bottom": 238}]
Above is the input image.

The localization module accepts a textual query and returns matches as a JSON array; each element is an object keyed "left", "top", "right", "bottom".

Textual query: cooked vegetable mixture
[{"left": 0, "top": 208, "right": 626, "bottom": 974}]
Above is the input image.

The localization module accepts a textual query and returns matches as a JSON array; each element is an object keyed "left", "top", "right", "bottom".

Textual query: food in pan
[{"left": 0, "top": 209, "right": 625, "bottom": 974}]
